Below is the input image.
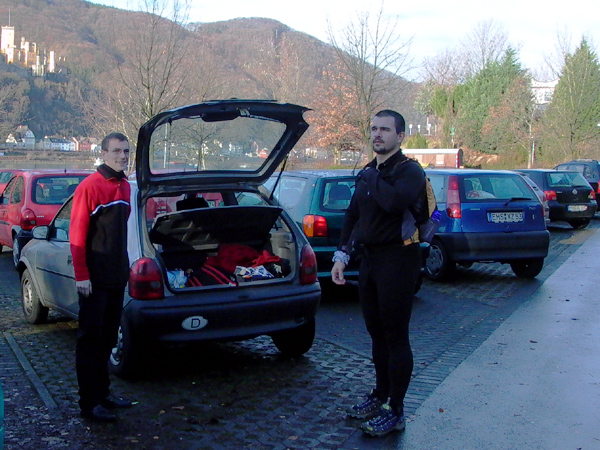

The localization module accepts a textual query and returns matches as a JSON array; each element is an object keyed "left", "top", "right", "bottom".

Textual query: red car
[
  {"left": 0, "top": 169, "right": 21, "bottom": 193},
  {"left": 0, "top": 169, "right": 93, "bottom": 267}
]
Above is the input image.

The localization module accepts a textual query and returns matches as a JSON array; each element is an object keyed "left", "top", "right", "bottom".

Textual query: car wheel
[
  {"left": 271, "top": 318, "right": 315, "bottom": 358},
  {"left": 425, "top": 238, "right": 455, "bottom": 281},
  {"left": 510, "top": 258, "right": 544, "bottom": 278},
  {"left": 12, "top": 235, "right": 20, "bottom": 269},
  {"left": 21, "top": 269, "right": 49, "bottom": 324},
  {"left": 568, "top": 219, "right": 590, "bottom": 229},
  {"left": 109, "top": 319, "right": 145, "bottom": 379}
]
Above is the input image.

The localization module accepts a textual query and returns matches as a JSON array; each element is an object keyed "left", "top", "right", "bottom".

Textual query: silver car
[{"left": 18, "top": 100, "right": 321, "bottom": 378}]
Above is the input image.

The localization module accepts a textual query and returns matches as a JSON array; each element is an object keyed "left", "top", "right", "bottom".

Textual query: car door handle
[{"left": 67, "top": 255, "right": 73, "bottom": 265}]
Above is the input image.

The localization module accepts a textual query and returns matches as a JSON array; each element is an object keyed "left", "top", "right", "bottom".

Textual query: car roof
[
  {"left": 424, "top": 168, "right": 521, "bottom": 175},
  {"left": 273, "top": 169, "right": 358, "bottom": 178},
  {"left": 516, "top": 168, "right": 579, "bottom": 173},
  {"left": 10, "top": 169, "right": 94, "bottom": 177}
]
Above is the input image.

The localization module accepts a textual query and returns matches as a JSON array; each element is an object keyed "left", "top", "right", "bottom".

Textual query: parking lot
[{"left": 0, "top": 219, "right": 597, "bottom": 449}]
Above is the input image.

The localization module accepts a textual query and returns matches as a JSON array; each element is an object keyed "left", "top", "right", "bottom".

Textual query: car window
[
  {"left": 547, "top": 172, "right": 589, "bottom": 187},
  {"left": 1, "top": 177, "right": 17, "bottom": 204},
  {"left": 322, "top": 180, "right": 354, "bottom": 210},
  {"left": 270, "top": 177, "right": 307, "bottom": 209},
  {"left": 34, "top": 176, "right": 88, "bottom": 205},
  {"left": 427, "top": 174, "right": 447, "bottom": 202},
  {"left": 463, "top": 175, "right": 533, "bottom": 201},
  {"left": 10, "top": 176, "right": 24, "bottom": 204},
  {"left": 0, "top": 172, "right": 14, "bottom": 183},
  {"left": 52, "top": 199, "right": 73, "bottom": 241},
  {"left": 236, "top": 192, "right": 268, "bottom": 206}
]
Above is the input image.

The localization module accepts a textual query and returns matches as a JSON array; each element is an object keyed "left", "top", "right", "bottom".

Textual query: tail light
[
  {"left": 129, "top": 258, "right": 164, "bottom": 300},
  {"left": 544, "top": 190, "right": 557, "bottom": 201},
  {"left": 447, "top": 175, "right": 462, "bottom": 218},
  {"left": 299, "top": 245, "right": 318, "bottom": 285},
  {"left": 20, "top": 208, "right": 37, "bottom": 230},
  {"left": 302, "top": 215, "right": 328, "bottom": 237},
  {"left": 589, "top": 190, "right": 596, "bottom": 200}
]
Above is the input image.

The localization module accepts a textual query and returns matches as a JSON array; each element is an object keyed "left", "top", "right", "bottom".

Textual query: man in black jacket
[{"left": 331, "top": 110, "right": 425, "bottom": 437}]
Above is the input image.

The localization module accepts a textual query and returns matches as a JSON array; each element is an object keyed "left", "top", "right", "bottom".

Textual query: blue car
[{"left": 424, "top": 168, "right": 550, "bottom": 281}]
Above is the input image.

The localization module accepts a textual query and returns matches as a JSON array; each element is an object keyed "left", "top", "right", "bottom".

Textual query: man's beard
[{"left": 373, "top": 145, "right": 394, "bottom": 155}]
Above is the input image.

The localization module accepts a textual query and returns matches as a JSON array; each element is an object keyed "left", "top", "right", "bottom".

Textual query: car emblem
[{"left": 572, "top": 189, "right": 577, "bottom": 194}]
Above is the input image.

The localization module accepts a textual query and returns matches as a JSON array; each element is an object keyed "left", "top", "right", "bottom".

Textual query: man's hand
[
  {"left": 76, "top": 280, "right": 92, "bottom": 297},
  {"left": 331, "top": 261, "right": 347, "bottom": 285}
]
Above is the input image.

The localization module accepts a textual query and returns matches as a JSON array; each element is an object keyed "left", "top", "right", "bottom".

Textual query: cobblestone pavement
[{"left": 0, "top": 221, "right": 596, "bottom": 449}]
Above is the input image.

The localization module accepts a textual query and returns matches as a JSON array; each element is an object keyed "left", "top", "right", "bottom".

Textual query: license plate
[
  {"left": 568, "top": 205, "right": 587, "bottom": 212},
  {"left": 487, "top": 212, "right": 524, "bottom": 223}
]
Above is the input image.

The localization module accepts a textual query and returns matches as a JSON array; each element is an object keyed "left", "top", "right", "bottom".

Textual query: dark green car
[{"left": 266, "top": 170, "right": 361, "bottom": 281}]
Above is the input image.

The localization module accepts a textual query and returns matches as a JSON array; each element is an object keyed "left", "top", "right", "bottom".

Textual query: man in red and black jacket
[{"left": 70, "top": 132, "right": 132, "bottom": 422}]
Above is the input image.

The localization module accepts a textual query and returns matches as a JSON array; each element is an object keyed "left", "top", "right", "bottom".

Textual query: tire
[
  {"left": 510, "top": 258, "right": 544, "bottom": 278},
  {"left": 12, "top": 235, "right": 20, "bottom": 269},
  {"left": 425, "top": 238, "right": 455, "bottom": 281},
  {"left": 271, "top": 318, "right": 315, "bottom": 358},
  {"left": 109, "top": 318, "right": 146, "bottom": 379},
  {"left": 21, "top": 269, "right": 49, "bottom": 324},
  {"left": 568, "top": 219, "right": 590, "bottom": 229}
]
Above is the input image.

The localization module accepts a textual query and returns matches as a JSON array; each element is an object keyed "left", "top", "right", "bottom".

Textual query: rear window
[
  {"left": 0, "top": 171, "right": 15, "bottom": 183},
  {"left": 322, "top": 179, "right": 354, "bottom": 210},
  {"left": 269, "top": 177, "right": 307, "bottom": 209},
  {"left": 546, "top": 172, "right": 590, "bottom": 188},
  {"left": 555, "top": 163, "right": 599, "bottom": 181},
  {"left": 462, "top": 174, "right": 534, "bottom": 202},
  {"left": 33, "top": 176, "right": 88, "bottom": 205}
]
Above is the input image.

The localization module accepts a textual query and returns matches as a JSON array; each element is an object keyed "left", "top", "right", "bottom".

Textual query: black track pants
[{"left": 358, "top": 242, "right": 421, "bottom": 414}]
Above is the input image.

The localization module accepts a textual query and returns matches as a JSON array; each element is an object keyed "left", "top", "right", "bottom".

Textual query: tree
[
  {"left": 541, "top": 38, "right": 600, "bottom": 162},
  {"left": 458, "top": 19, "right": 510, "bottom": 78},
  {"left": 91, "top": 0, "right": 192, "bottom": 158},
  {"left": 327, "top": 4, "right": 413, "bottom": 159},
  {"left": 0, "top": 72, "right": 29, "bottom": 140}
]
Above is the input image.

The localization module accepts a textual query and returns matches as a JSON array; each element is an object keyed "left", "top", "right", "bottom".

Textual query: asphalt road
[{"left": 0, "top": 218, "right": 597, "bottom": 449}]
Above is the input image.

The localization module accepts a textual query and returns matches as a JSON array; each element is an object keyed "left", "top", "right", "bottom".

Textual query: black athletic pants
[
  {"left": 358, "top": 242, "right": 421, "bottom": 415},
  {"left": 76, "top": 286, "right": 125, "bottom": 412}
]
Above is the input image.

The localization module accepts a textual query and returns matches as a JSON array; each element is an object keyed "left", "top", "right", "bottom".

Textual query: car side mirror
[{"left": 32, "top": 225, "right": 49, "bottom": 240}]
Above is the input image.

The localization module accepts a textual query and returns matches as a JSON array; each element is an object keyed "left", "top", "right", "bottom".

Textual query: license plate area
[
  {"left": 567, "top": 205, "right": 587, "bottom": 212},
  {"left": 487, "top": 211, "right": 524, "bottom": 223}
]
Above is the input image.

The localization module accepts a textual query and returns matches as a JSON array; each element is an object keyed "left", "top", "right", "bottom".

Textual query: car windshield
[
  {"left": 462, "top": 174, "right": 534, "bottom": 201},
  {"left": 547, "top": 172, "right": 589, "bottom": 188},
  {"left": 148, "top": 115, "right": 285, "bottom": 175},
  {"left": 33, "top": 176, "right": 88, "bottom": 205},
  {"left": 0, "top": 172, "right": 14, "bottom": 183}
]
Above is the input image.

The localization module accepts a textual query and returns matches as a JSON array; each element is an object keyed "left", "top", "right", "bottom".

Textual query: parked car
[
  {"left": 423, "top": 168, "right": 550, "bottom": 281},
  {"left": 0, "top": 169, "right": 20, "bottom": 193},
  {"left": 18, "top": 100, "right": 321, "bottom": 379},
  {"left": 265, "top": 169, "right": 430, "bottom": 293},
  {"left": 553, "top": 159, "right": 600, "bottom": 197},
  {"left": 516, "top": 168, "right": 597, "bottom": 229},
  {"left": 265, "top": 169, "right": 360, "bottom": 280},
  {"left": 0, "top": 170, "right": 92, "bottom": 267}
]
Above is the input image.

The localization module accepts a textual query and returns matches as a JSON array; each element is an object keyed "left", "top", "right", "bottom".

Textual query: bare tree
[
  {"left": 327, "top": 3, "right": 413, "bottom": 158},
  {"left": 458, "top": 19, "right": 509, "bottom": 78}
]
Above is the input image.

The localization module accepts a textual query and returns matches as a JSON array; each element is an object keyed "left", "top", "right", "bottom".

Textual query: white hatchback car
[{"left": 18, "top": 100, "right": 321, "bottom": 378}]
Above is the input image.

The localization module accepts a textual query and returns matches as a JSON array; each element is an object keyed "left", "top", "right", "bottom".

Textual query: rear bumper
[
  {"left": 123, "top": 283, "right": 321, "bottom": 343},
  {"left": 549, "top": 203, "right": 597, "bottom": 221},
  {"left": 438, "top": 230, "right": 550, "bottom": 262}
]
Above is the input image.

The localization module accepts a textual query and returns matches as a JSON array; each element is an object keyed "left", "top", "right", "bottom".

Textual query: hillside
[{"left": 0, "top": 0, "right": 421, "bottom": 142}]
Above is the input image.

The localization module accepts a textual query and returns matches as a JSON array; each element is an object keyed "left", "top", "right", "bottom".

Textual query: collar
[
  {"left": 97, "top": 164, "right": 127, "bottom": 181},
  {"left": 367, "top": 149, "right": 406, "bottom": 171}
]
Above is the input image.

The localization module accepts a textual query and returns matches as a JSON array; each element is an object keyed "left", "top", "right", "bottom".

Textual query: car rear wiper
[{"left": 504, "top": 197, "right": 531, "bottom": 206}]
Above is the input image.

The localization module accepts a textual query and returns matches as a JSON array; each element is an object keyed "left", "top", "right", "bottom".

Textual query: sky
[{"left": 91, "top": 0, "right": 599, "bottom": 81}]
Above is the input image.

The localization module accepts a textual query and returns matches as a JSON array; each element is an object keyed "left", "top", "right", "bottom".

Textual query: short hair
[
  {"left": 101, "top": 132, "right": 129, "bottom": 152},
  {"left": 375, "top": 110, "right": 405, "bottom": 134}
]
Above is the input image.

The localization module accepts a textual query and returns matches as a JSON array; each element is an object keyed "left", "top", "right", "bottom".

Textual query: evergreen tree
[{"left": 541, "top": 38, "right": 600, "bottom": 162}]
